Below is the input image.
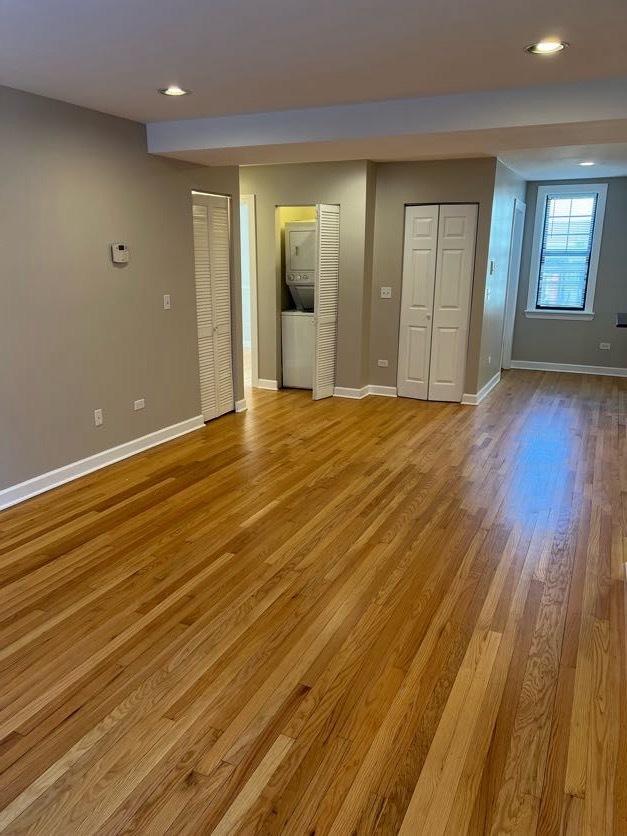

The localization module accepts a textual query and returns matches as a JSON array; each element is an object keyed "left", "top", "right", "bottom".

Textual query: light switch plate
[
  {"left": 378, "top": 359, "right": 389, "bottom": 368},
  {"left": 380, "top": 286, "right": 392, "bottom": 299},
  {"left": 134, "top": 399, "right": 145, "bottom": 411},
  {"left": 163, "top": 294, "right": 171, "bottom": 310}
]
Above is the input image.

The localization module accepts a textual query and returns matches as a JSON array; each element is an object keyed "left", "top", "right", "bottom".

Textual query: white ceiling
[
  {"left": 147, "top": 78, "right": 627, "bottom": 173},
  {"left": 500, "top": 144, "right": 627, "bottom": 180},
  {"left": 1, "top": 0, "right": 626, "bottom": 122}
]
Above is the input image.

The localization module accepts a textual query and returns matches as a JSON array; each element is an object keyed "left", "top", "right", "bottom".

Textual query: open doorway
[
  {"left": 239, "top": 194, "right": 259, "bottom": 390},
  {"left": 277, "top": 206, "right": 316, "bottom": 391},
  {"left": 275, "top": 204, "right": 340, "bottom": 400},
  {"left": 501, "top": 198, "right": 526, "bottom": 369}
]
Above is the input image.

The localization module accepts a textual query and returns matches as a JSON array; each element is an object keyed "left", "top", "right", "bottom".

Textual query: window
[{"left": 526, "top": 183, "right": 607, "bottom": 319}]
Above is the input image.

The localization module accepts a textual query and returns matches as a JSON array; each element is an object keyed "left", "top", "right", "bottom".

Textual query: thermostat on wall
[{"left": 111, "top": 242, "right": 129, "bottom": 264}]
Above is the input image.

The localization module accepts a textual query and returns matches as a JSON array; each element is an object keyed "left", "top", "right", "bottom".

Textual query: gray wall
[
  {"left": 0, "top": 85, "right": 241, "bottom": 491},
  {"left": 479, "top": 161, "right": 526, "bottom": 387},
  {"left": 239, "top": 161, "right": 372, "bottom": 389},
  {"left": 368, "top": 159, "right": 497, "bottom": 393},
  {"left": 512, "top": 177, "right": 627, "bottom": 369}
]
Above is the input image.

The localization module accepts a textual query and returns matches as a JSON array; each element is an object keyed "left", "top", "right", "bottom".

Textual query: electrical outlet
[
  {"left": 380, "top": 286, "right": 392, "bottom": 299},
  {"left": 378, "top": 359, "right": 389, "bottom": 368},
  {"left": 599, "top": 342, "right": 611, "bottom": 350},
  {"left": 134, "top": 398, "right": 145, "bottom": 411},
  {"left": 94, "top": 408, "right": 103, "bottom": 427},
  {"left": 163, "top": 294, "right": 171, "bottom": 310}
]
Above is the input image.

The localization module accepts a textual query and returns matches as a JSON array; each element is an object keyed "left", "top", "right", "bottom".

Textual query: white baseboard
[
  {"left": 368, "top": 385, "right": 398, "bottom": 397},
  {"left": 510, "top": 360, "right": 627, "bottom": 378},
  {"left": 0, "top": 415, "right": 205, "bottom": 511},
  {"left": 333, "top": 386, "right": 368, "bottom": 399},
  {"left": 235, "top": 399, "right": 247, "bottom": 413},
  {"left": 461, "top": 371, "right": 501, "bottom": 405},
  {"left": 333, "top": 385, "right": 398, "bottom": 399},
  {"left": 257, "top": 379, "right": 279, "bottom": 391}
]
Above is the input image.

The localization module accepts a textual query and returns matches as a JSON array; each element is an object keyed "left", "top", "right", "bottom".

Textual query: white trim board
[
  {"left": 461, "top": 371, "right": 501, "bottom": 405},
  {"left": 368, "top": 385, "right": 398, "bottom": 398},
  {"left": 510, "top": 361, "right": 627, "bottom": 378},
  {"left": 0, "top": 415, "right": 204, "bottom": 511},
  {"left": 333, "top": 385, "right": 399, "bottom": 399},
  {"left": 333, "top": 386, "right": 368, "bottom": 399},
  {"left": 256, "top": 379, "right": 279, "bottom": 390},
  {"left": 235, "top": 399, "right": 247, "bottom": 413}
]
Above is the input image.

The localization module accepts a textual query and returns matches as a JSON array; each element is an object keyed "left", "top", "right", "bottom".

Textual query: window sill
[{"left": 524, "top": 310, "right": 595, "bottom": 321}]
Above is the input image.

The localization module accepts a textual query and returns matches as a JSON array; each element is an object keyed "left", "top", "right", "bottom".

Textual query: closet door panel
[
  {"left": 192, "top": 195, "right": 234, "bottom": 421},
  {"left": 397, "top": 205, "right": 439, "bottom": 400},
  {"left": 428, "top": 204, "right": 477, "bottom": 402},
  {"left": 313, "top": 204, "right": 340, "bottom": 400},
  {"left": 193, "top": 204, "right": 218, "bottom": 421},
  {"left": 208, "top": 200, "right": 234, "bottom": 417}
]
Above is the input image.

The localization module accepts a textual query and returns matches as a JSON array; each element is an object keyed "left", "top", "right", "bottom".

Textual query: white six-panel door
[
  {"left": 313, "top": 204, "right": 340, "bottom": 400},
  {"left": 192, "top": 193, "right": 234, "bottom": 421},
  {"left": 397, "top": 205, "right": 439, "bottom": 399},
  {"left": 397, "top": 204, "right": 477, "bottom": 403},
  {"left": 428, "top": 204, "right": 477, "bottom": 402}
]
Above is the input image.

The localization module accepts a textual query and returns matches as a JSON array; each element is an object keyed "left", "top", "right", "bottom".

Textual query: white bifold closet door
[
  {"left": 313, "top": 204, "right": 340, "bottom": 400},
  {"left": 397, "top": 203, "right": 477, "bottom": 403},
  {"left": 397, "top": 205, "right": 439, "bottom": 400},
  {"left": 192, "top": 193, "right": 234, "bottom": 421}
]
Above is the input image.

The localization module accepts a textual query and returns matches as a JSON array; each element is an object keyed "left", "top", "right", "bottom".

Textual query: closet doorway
[
  {"left": 397, "top": 204, "right": 477, "bottom": 403},
  {"left": 240, "top": 194, "right": 259, "bottom": 389},
  {"left": 277, "top": 203, "right": 340, "bottom": 400},
  {"left": 191, "top": 191, "right": 234, "bottom": 421}
]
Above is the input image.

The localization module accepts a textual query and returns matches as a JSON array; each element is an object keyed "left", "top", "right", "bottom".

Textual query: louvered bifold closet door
[
  {"left": 208, "top": 200, "right": 234, "bottom": 416},
  {"left": 192, "top": 195, "right": 234, "bottom": 422},
  {"left": 313, "top": 204, "right": 340, "bottom": 400}
]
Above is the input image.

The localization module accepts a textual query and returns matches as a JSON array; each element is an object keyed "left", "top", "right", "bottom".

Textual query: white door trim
[
  {"left": 240, "top": 194, "right": 259, "bottom": 388},
  {"left": 501, "top": 198, "right": 526, "bottom": 369}
]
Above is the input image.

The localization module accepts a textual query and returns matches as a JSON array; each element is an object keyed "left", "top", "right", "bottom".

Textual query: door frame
[
  {"left": 501, "top": 198, "right": 526, "bottom": 370},
  {"left": 240, "top": 194, "right": 259, "bottom": 388}
]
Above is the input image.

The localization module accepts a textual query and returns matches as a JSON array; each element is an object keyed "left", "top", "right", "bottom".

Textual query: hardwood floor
[{"left": 0, "top": 369, "right": 625, "bottom": 834}]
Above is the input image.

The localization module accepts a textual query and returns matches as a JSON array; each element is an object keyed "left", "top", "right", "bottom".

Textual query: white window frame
[{"left": 525, "top": 182, "right": 607, "bottom": 320}]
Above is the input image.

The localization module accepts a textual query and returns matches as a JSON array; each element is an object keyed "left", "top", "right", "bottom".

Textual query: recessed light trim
[
  {"left": 578, "top": 161, "right": 595, "bottom": 166},
  {"left": 525, "top": 39, "right": 568, "bottom": 55},
  {"left": 158, "top": 85, "right": 191, "bottom": 97}
]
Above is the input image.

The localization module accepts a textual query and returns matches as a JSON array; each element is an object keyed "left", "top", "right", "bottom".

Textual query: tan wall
[
  {"left": 0, "top": 85, "right": 241, "bottom": 491},
  {"left": 368, "top": 159, "right": 497, "bottom": 394},
  {"left": 479, "top": 161, "right": 526, "bottom": 388},
  {"left": 239, "top": 161, "right": 372, "bottom": 388},
  {"left": 512, "top": 177, "right": 627, "bottom": 369}
]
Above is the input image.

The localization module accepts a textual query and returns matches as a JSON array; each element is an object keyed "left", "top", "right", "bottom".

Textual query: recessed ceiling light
[
  {"left": 525, "top": 39, "right": 568, "bottom": 55},
  {"left": 158, "top": 85, "right": 190, "bottom": 97},
  {"left": 578, "top": 161, "right": 595, "bottom": 166}
]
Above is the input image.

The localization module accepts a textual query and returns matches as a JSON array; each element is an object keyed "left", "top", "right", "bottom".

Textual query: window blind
[{"left": 536, "top": 194, "right": 598, "bottom": 310}]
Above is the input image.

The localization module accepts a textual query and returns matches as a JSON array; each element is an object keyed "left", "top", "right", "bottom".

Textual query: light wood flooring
[{"left": 0, "top": 370, "right": 625, "bottom": 834}]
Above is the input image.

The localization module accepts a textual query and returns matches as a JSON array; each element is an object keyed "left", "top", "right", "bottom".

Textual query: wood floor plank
[{"left": 0, "top": 371, "right": 625, "bottom": 834}]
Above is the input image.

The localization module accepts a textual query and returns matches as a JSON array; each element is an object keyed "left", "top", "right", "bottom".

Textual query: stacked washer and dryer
[{"left": 281, "top": 221, "right": 316, "bottom": 389}]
